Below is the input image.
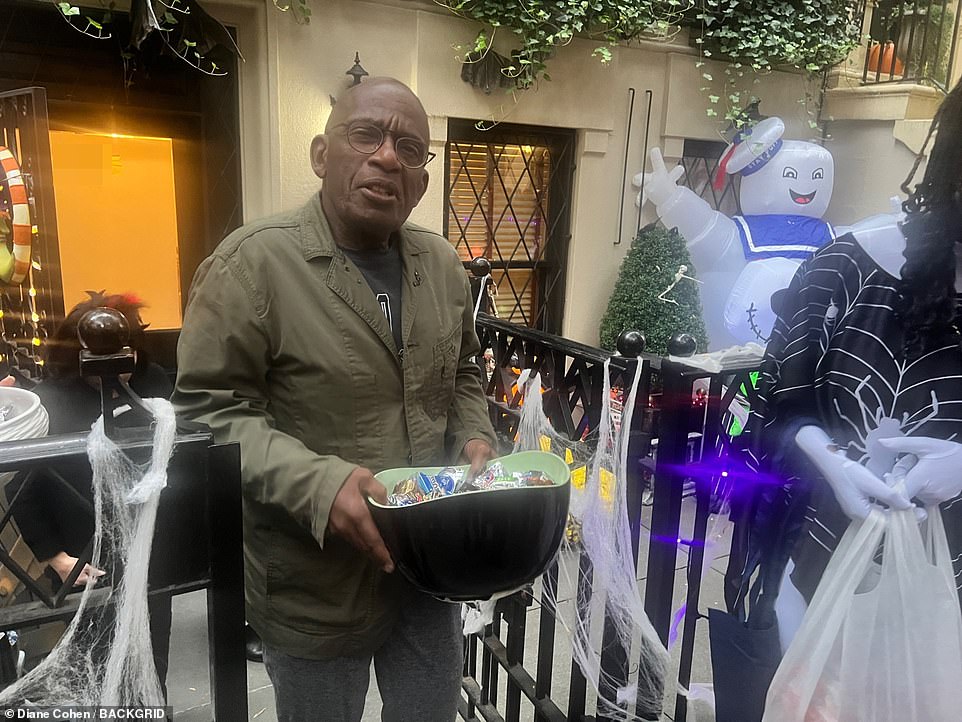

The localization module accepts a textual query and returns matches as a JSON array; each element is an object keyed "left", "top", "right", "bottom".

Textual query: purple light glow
[
  {"left": 649, "top": 534, "right": 706, "bottom": 548},
  {"left": 668, "top": 603, "right": 687, "bottom": 648},
  {"left": 659, "top": 460, "right": 787, "bottom": 489}
]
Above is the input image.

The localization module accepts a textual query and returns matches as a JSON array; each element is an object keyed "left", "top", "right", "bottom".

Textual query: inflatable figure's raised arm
[{"left": 634, "top": 148, "right": 744, "bottom": 275}]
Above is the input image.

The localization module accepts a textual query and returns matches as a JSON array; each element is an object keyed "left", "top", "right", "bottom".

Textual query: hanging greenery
[
  {"left": 439, "top": 0, "right": 862, "bottom": 119},
  {"left": 599, "top": 225, "right": 708, "bottom": 355},
  {"left": 437, "top": 0, "right": 687, "bottom": 88},
  {"left": 692, "top": 0, "right": 860, "bottom": 74},
  {"left": 270, "top": 0, "right": 313, "bottom": 25},
  {"left": 691, "top": 0, "right": 861, "bottom": 127}
]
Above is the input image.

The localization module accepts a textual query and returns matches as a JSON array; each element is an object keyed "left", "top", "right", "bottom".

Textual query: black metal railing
[
  {"left": 0, "top": 433, "right": 247, "bottom": 717},
  {"left": 462, "top": 313, "right": 762, "bottom": 722},
  {"left": 860, "top": 0, "right": 960, "bottom": 89},
  {"left": 0, "top": 318, "right": 246, "bottom": 717},
  {"left": 465, "top": 312, "right": 657, "bottom": 722},
  {"left": 645, "top": 360, "right": 761, "bottom": 722}
]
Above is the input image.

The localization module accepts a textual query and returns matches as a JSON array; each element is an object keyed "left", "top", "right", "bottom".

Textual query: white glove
[
  {"left": 795, "top": 425, "right": 912, "bottom": 521},
  {"left": 879, "top": 436, "right": 962, "bottom": 506},
  {"left": 632, "top": 147, "right": 685, "bottom": 208}
]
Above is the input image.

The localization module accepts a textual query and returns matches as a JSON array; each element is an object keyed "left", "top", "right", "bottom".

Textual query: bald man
[{"left": 174, "top": 78, "right": 497, "bottom": 721}]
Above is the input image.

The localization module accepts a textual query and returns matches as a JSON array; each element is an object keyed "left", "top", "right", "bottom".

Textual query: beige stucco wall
[
  {"left": 824, "top": 119, "right": 930, "bottom": 224},
  {"left": 232, "top": 0, "right": 827, "bottom": 345}
]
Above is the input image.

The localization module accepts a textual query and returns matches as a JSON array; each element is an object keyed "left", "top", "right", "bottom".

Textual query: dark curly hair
[
  {"left": 899, "top": 80, "right": 962, "bottom": 358},
  {"left": 45, "top": 291, "right": 150, "bottom": 379}
]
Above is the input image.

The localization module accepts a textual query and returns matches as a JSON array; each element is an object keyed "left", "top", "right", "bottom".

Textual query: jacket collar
[{"left": 300, "top": 192, "right": 430, "bottom": 260}]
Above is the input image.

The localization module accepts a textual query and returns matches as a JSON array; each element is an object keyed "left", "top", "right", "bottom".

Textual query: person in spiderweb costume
[{"left": 741, "top": 79, "right": 962, "bottom": 642}]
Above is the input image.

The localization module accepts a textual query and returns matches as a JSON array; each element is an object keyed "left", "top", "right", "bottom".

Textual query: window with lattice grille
[
  {"left": 444, "top": 121, "right": 574, "bottom": 332},
  {"left": 678, "top": 138, "right": 741, "bottom": 216}
]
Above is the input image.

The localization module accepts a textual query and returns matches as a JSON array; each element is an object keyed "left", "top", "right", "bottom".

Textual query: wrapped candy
[
  {"left": 416, "top": 472, "right": 434, "bottom": 495},
  {"left": 523, "top": 471, "right": 553, "bottom": 486},
  {"left": 389, "top": 492, "right": 421, "bottom": 506},
  {"left": 486, "top": 461, "right": 506, "bottom": 479},
  {"left": 385, "top": 464, "right": 556, "bottom": 505},
  {"left": 393, "top": 477, "right": 419, "bottom": 496},
  {"left": 435, "top": 467, "right": 463, "bottom": 495}
]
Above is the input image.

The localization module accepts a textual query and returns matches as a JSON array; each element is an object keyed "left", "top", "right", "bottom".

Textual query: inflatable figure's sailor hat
[{"left": 713, "top": 117, "right": 786, "bottom": 190}]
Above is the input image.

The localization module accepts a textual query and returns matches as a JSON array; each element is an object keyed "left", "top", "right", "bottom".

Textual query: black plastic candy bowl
[{"left": 367, "top": 450, "right": 571, "bottom": 601}]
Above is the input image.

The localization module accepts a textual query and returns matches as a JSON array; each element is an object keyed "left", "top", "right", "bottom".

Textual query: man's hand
[
  {"left": 459, "top": 438, "right": 497, "bottom": 480},
  {"left": 47, "top": 551, "right": 105, "bottom": 586},
  {"left": 879, "top": 436, "right": 962, "bottom": 506},
  {"left": 327, "top": 467, "right": 394, "bottom": 573}
]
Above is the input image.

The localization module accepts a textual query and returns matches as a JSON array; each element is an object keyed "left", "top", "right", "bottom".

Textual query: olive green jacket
[{"left": 172, "top": 194, "right": 496, "bottom": 658}]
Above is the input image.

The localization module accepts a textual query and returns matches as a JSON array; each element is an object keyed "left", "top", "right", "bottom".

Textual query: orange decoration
[{"left": 868, "top": 41, "right": 905, "bottom": 76}]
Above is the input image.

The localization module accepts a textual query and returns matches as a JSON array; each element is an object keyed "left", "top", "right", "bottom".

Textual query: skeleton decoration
[{"left": 656, "top": 264, "right": 703, "bottom": 306}]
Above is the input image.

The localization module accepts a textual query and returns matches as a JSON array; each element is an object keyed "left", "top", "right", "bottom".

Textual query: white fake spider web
[{"left": 0, "top": 399, "right": 175, "bottom": 706}]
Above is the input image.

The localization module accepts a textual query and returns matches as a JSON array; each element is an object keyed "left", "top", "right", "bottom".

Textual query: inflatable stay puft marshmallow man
[{"left": 635, "top": 117, "right": 867, "bottom": 350}]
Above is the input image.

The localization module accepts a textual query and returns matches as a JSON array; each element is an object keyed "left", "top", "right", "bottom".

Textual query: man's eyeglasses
[{"left": 338, "top": 123, "right": 435, "bottom": 169}]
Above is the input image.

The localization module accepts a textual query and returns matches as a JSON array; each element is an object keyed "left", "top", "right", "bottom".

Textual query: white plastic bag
[{"left": 763, "top": 507, "right": 962, "bottom": 722}]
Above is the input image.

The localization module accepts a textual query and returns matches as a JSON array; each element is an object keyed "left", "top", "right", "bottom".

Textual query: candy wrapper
[
  {"left": 386, "top": 463, "right": 555, "bottom": 506},
  {"left": 522, "top": 471, "right": 553, "bottom": 486},
  {"left": 435, "top": 467, "right": 463, "bottom": 495}
]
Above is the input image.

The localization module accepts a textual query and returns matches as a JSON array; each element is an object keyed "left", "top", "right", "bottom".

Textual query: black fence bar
[
  {"left": 506, "top": 596, "right": 528, "bottom": 722},
  {"left": 599, "top": 360, "right": 656, "bottom": 722},
  {"left": 642, "top": 360, "right": 691, "bottom": 644},
  {"left": 672, "top": 373, "right": 728, "bottom": 722},
  {"left": 566, "top": 553, "right": 592, "bottom": 721},
  {"left": 534, "top": 562, "right": 560, "bottom": 721},
  {"left": 205, "top": 441, "right": 247, "bottom": 720}
]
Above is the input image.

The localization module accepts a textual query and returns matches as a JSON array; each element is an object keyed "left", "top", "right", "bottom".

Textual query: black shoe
[{"left": 245, "top": 623, "right": 264, "bottom": 663}]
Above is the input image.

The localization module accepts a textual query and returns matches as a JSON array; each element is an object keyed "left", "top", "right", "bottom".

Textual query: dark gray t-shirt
[{"left": 343, "top": 244, "right": 403, "bottom": 349}]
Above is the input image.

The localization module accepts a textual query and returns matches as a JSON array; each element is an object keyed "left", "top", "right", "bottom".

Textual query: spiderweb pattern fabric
[
  {"left": 0, "top": 398, "right": 176, "bottom": 706},
  {"left": 747, "top": 234, "right": 962, "bottom": 602},
  {"left": 515, "top": 365, "right": 668, "bottom": 719}
]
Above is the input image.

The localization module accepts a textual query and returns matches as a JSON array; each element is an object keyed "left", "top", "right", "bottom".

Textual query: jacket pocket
[
  {"left": 265, "top": 528, "right": 372, "bottom": 633},
  {"left": 424, "top": 323, "right": 460, "bottom": 420}
]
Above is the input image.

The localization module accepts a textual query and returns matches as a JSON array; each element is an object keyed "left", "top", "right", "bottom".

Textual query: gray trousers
[{"left": 263, "top": 595, "right": 463, "bottom": 722}]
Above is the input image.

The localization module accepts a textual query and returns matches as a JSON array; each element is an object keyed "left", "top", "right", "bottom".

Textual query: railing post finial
[{"left": 616, "top": 329, "right": 646, "bottom": 356}]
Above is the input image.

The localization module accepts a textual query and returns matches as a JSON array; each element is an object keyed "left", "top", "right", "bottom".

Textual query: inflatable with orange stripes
[{"left": 0, "top": 146, "right": 32, "bottom": 284}]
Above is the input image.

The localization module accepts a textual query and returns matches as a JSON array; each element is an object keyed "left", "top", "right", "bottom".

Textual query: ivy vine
[
  {"left": 693, "top": 0, "right": 860, "bottom": 74},
  {"left": 437, "top": 0, "right": 687, "bottom": 88},
  {"left": 438, "top": 0, "right": 863, "bottom": 125},
  {"left": 692, "top": 0, "right": 861, "bottom": 126}
]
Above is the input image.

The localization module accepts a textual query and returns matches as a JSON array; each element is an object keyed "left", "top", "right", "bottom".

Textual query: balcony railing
[{"left": 860, "top": 0, "right": 961, "bottom": 89}]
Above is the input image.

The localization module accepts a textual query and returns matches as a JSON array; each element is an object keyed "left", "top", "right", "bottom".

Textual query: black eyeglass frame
[{"left": 332, "top": 122, "right": 436, "bottom": 169}]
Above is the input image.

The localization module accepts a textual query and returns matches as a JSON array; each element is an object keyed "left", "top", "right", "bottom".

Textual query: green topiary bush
[{"left": 599, "top": 225, "right": 708, "bottom": 356}]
